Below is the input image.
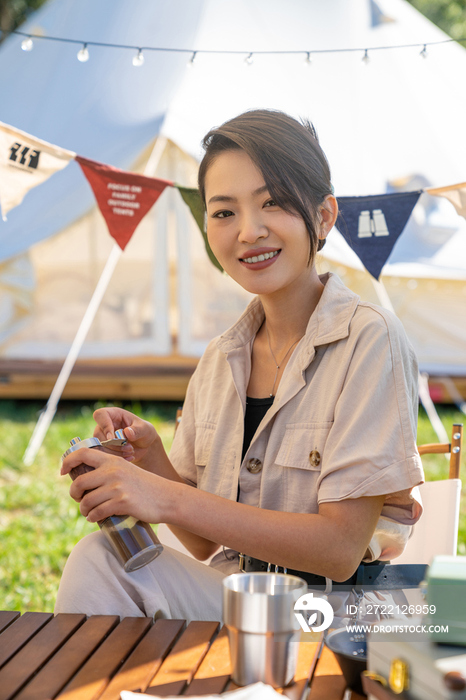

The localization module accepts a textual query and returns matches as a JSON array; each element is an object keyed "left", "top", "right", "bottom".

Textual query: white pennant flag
[
  {"left": 0, "top": 121, "right": 76, "bottom": 219},
  {"left": 426, "top": 182, "right": 466, "bottom": 220}
]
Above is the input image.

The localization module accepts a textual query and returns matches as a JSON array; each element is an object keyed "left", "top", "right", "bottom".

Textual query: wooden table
[{"left": 0, "top": 611, "right": 365, "bottom": 700}]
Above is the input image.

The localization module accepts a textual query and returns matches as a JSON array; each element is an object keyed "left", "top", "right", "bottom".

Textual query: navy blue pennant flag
[{"left": 336, "top": 191, "right": 422, "bottom": 279}]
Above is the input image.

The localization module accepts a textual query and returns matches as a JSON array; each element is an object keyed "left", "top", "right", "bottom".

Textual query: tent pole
[
  {"left": 371, "top": 278, "right": 449, "bottom": 445},
  {"left": 418, "top": 371, "right": 450, "bottom": 444},
  {"left": 22, "top": 243, "right": 122, "bottom": 465}
]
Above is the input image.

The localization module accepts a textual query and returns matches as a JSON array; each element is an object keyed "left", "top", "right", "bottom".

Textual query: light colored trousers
[
  {"left": 54, "top": 530, "right": 237, "bottom": 623},
  {"left": 54, "top": 530, "right": 416, "bottom": 625}
]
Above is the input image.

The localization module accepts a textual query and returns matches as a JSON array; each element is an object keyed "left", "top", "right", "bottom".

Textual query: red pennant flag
[{"left": 77, "top": 156, "right": 173, "bottom": 250}]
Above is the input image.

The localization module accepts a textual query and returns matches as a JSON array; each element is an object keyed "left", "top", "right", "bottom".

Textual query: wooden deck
[
  {"left": 0, "top": 358, "right": 465, "bottom": 403},
  {"left": 0, "top": 357, "right": 199, "bottom": 401}
]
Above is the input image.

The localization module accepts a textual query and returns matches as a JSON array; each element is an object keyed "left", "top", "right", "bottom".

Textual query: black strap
[{"left": 240, "top": 555, "right": 427, "bottom": 590}]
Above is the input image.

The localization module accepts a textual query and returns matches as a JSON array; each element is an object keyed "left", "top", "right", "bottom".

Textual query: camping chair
[{"left": 395, "top": 423, "right": 463, "bottom": 566}]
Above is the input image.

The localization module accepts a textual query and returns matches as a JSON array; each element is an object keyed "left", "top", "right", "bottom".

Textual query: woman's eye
[
  {"left": 213, "top": 210, "right": 233, "bottom": 219},
  {"left": 264, "top": 199, "right": 277, "bottom": 207}
]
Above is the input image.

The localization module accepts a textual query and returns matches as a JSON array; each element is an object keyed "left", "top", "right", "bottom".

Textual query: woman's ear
[{"left": 318, "top": 195, "right": 338, "bottom": 240}]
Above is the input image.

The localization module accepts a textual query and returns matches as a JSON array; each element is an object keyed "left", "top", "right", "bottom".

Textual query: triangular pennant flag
[
  {"left": 175, "top": 185, "right": 223, "bottom": 272},
  {"left": 336, "top": 191, "right": 422, "bottom": 279},
  {"left": 0, "top": 121, "right": 76, "bottom": 219},
  {"left": 426, "top": 182, "right": 466, "bottom": 219},
  {"left": 76, "top": 156, "right": 173, "bottom": 250}
]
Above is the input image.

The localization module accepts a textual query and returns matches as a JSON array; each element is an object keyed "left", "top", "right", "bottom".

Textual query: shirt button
[
  {"left": 309, "top": 450, "right": 321, "bottom": 467},
  {"left": 247, "top": 458, "right": 262, "bottom": 474}
]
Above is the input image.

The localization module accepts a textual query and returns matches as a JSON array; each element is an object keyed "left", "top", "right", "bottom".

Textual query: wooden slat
[
  {"left": 0, "top": 612, "right": 53, "bottom": 670},
  {"left": 14, "top": 615, "right": 119, "bottom": 700},
  {"left": 99, "top": 619, "right": 185, "bottom": 700},
  {"left": 57, "top": 616, "right": 152, "bottom": 700},
  {"left": 184, "top": 626, "right": 231, "bottom": 696},
  {"left": 0, "top": 612, "right": 21, "bottom": 636},
  {"left": 281, "top": 633, "right": 323, "bottom": 700},
  {"left": 0, "top": 613, "right": 85, "bottom": 700},
  {"left": 146, "top": 621, "right": 220, "bottom": 697},
  {"left": 418, "top": 443, "right": 449, "bottom": 455},
  {"left": 307, "top": 645, "right": 347, "bottom": 700}
]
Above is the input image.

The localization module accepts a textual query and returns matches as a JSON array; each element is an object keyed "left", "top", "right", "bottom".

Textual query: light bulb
[
  {"left": 420, "top": 44, "right": 428, "bottom": 59},
  {"left": 77, "top": 44, "right": 89, "bottom": 62},
  {"left": 362, "top": 49, "right": 370, "bottom": 65},
  {"left": 187, "top": 51, "right": 197, "bottom": 68},
  {"left": 304, "top": 52, "right": 312, "bottom": 66},
  {"left": 132, "top": 49, "right": 144, "bottom": 67},
  {"left": 244, "top": 52, "right": 253, "bottom": 67},
  {"left": 21, "top": 37, "right": 33, "bottom": 52}
]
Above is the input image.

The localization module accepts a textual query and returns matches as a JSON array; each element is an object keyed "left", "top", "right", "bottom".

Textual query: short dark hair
[{"left": 198, "top": 109, "right": 333, "bottom": 263}]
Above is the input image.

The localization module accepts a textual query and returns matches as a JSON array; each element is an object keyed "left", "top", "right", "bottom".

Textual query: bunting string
[{"left": 1, "top": 119, "right": 465, "bottom": 280}]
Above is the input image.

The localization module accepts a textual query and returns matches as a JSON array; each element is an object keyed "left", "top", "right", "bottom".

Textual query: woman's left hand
[
  {"left": 92, "top": 406, "right": 160, "bottom": 469},
  {"left": 61, "top": 446, "right": 175, "bottom": 524}
]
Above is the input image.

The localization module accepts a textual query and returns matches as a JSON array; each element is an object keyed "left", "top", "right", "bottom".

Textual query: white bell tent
[{"left": 0, "top": 0, "right": 466, "bottom": 400}]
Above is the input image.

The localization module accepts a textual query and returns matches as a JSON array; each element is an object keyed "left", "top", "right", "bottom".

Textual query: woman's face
[{"left": 204, "top": 149, "right": 316, "bottom": 297}]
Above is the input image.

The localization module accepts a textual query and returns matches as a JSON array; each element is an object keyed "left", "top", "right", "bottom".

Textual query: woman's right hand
[{"left": 93, "top": 407, "right": 158, "bottom": 468}]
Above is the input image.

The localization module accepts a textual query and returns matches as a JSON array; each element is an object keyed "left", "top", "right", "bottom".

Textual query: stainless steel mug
[
  {"left": 62, "top": 430, "right": 163, "bottom": 572},
  {"left": 222, "top": 572, "right": 307, "bottom": 687}
]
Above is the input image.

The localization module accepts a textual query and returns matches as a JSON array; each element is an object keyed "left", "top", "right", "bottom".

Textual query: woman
[{"left": 56, "top": 110, "right": 423, "bottom": 622}]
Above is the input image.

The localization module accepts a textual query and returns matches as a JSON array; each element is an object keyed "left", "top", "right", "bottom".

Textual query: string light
[
  {"left": 77, "top": 43, "right": 89, "bottom": 62},
  {"left": 244, "top": 52, "right": 253, "bottom": 67},
  {"left": 132, "top": 49, "right": 144, "bottom": 66},
  {"left": 362, "top": 49, "right": 370, "bottom": 65},
  {"left": 11, "top": 29, "right": 466, "bottom": 63},
  {"left": 304, "top": 51, "right": 312, "bottom": 66},
  {"left": 186, "top": 51, "right": 197, "bottom": 68},
  {"left": 21, "top": 36, "right": 33, "bottom": 51}
]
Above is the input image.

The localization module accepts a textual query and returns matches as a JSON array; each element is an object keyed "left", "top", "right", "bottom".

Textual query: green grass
[
  {"left": 0, "top": 400, "right": 464, "bottom": 612},
  {"left": 0, "top": 400, "right": 179, "bottom": 612}
]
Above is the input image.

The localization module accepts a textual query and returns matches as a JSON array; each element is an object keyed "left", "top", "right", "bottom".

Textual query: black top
[
  {"left": 238, "top": 395, "right": 274, "bottom": 501},
  {"left": 241, "top": 396, "right": 275, "bottom": 461}
]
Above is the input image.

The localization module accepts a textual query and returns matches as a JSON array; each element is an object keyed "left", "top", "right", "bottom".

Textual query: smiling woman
[{"left": 55, "top": 110, "right": 424, "bottom": 625}]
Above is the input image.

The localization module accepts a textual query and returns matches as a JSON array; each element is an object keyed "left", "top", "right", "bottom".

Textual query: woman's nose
[{"left": 238, "top": 213, "right": 268, "bottom": 244}]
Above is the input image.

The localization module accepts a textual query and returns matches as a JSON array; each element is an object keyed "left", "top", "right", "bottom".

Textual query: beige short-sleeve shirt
[{"left": 169, "top": 273, "right": 424, "bottom": 561}]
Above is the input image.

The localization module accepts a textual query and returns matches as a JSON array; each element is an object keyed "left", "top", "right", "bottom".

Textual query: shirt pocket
[
  {"left": 194, "top": 421, "right": 217, "bottom": 466},
  {"left": 194, "top": 422, "right": 217, "bottom": 490},
  {"left": 275, "top": 422, "right": 333, "bottom": 471}
]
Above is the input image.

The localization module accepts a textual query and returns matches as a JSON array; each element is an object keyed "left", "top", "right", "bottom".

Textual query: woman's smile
[{"left": 239, "top": 247, "right": 281, "bottom": 270}]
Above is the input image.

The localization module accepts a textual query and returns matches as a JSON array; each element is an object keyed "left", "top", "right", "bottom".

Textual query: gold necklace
[{"left": 265, "top": 324, "right": 302, "bottom": 397}]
